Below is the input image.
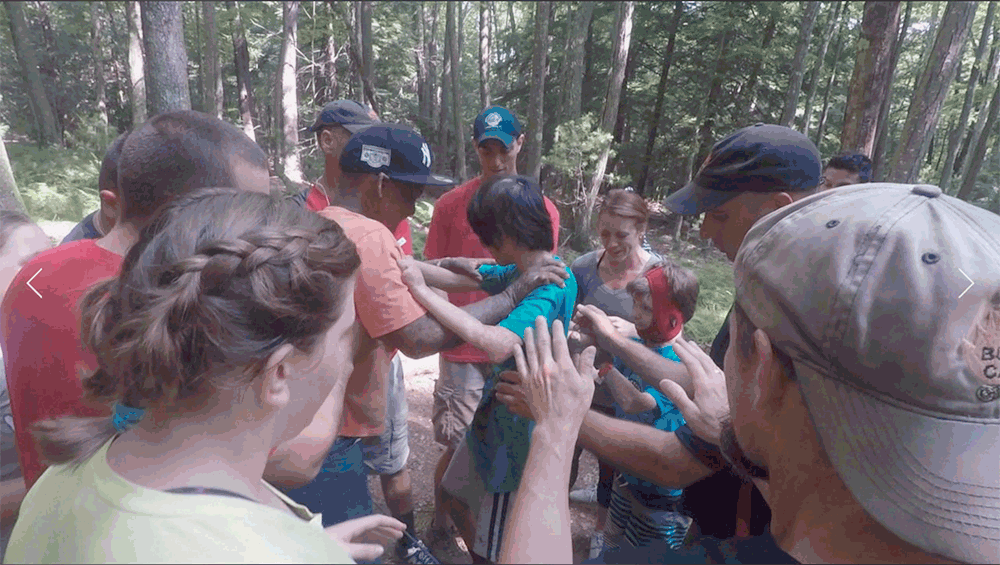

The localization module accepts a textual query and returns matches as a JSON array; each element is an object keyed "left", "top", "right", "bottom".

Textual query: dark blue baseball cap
[
  {"left": 472, "top": 106, "right": 523, "bottom": 148},
  {"left": 309, "top": 100, "right": 378, "bottom": 133},
  {"left": 664, "top": 124, "right": 822, "bottom": 215},
  {"left": 340, "top": 124, "right": 456, "bottom": 187}
]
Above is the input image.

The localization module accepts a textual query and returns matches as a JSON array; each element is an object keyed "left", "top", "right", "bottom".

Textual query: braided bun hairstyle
[{"left": 33, "top": 188, "right": 360, "bottom": 467}]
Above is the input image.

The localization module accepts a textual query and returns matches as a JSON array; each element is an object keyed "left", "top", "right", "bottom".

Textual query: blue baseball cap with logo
[
  {"left": 664, "top": 123, "right": 822, "bottom": 215},
  {"left": 340, "top": 124, "right": 456, "bottom": 187},
  {"left": 472, "top": 106, "right": 523, "bottom": 148},
  {"left": 309, "top": 99, "right": 379, "bottom": 133}
]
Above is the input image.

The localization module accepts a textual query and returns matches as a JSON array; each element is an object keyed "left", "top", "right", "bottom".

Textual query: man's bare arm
[
  {"left": 574, "top": 304, "right": 692, "bottom": 395},
  {"left": 578, "top": 409, "right": 713, "bottom": 489},
  {"left": 382, "top": 261, "right": 570, "bottom": 358}
]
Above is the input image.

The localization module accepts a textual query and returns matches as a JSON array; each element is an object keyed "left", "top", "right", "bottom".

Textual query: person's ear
[
  {"left": 318, "top": 129, "right": 338, "bottom": 156},
  {"left": 257, "top": 343, "right": 297, "bottom": 411},
  {"left": 748, "top": 329, "right": 792, "bottom": 413},
  {"left": 99, "top": 190, "right": 119, "bottom": 222},
  {"left": 765, "top": 192, "right": 795, "bottom": 214}
]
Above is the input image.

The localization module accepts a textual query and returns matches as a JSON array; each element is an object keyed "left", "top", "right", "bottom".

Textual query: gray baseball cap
[{"left": 734, "top": 183, "right": 1000, "bottom": 563}]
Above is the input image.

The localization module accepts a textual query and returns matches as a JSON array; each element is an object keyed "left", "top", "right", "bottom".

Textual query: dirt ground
[{"left": 371, "top": 353, "right": 600, "bottom": 564}]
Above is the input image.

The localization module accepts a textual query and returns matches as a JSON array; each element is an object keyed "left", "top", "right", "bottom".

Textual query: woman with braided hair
[{"left": 4, "top": 188, "right": 406, "bottom": 564}]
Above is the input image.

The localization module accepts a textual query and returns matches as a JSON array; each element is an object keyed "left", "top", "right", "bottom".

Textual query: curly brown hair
[{"left": 33, "top": 188, "right": 360, "bottom": 467}]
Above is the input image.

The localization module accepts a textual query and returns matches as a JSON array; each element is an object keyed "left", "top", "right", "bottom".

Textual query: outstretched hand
[
  {"left": 657, "top": 336, "right": 730, "bottom": 446},
  {"left": 325, "top": 514, "right": 406, "bottom": 562},
  {"left": 495, "top": 317, "right": 594, "bottom": 433},
  {"left": 438, "top": 256, "right": 496, "bottom": 282},
  {"left": 573, "top": 304, "right": 618, "bottom": 348},
  {"left": 397, "top": 256, "right": 426, "bottom": 290}
]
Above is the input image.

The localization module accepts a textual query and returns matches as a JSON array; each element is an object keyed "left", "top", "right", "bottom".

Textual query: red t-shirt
[
  {"left": 302, "top": 183, "right": 412, "bottom": 255},
  {"left": 0, "top": 240, "right": 123, "bottom": 487},
  {"left": 423, "top": 176, "right": 561, "bottom": 363}
]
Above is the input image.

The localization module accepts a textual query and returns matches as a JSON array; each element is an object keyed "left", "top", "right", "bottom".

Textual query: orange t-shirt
[{"left": 318, "top": 206, "right": 427, "bottom": 437}]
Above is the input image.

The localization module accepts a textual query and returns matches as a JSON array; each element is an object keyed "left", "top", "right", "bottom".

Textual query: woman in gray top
[
  {"left": 569, "top": 189, "right": 659, "bottom": 558},
  {"left": 0, "top": 211, "right": 53, "bottom": 561}
]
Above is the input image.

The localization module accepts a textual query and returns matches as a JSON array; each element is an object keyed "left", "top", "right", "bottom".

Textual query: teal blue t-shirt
[
  {"left": 467, "top": 260, "right": 578, "bottom": 493},
  {"left": 613, "top": 340, "right": 687, "bottom": 500}
]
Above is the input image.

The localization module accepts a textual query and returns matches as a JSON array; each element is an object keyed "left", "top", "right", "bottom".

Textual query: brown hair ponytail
[{"left": 33, "top": 188, "right": 360, "bottom": 467}]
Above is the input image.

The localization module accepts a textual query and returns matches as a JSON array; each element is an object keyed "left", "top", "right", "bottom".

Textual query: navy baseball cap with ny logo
[{"left": 340, "top": 124, "right": 456, "bottom": 187}]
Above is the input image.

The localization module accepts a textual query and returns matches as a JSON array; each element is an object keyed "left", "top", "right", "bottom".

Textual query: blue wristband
[{"left": 112, "top": 403, "right": 146, "bottom": 433}]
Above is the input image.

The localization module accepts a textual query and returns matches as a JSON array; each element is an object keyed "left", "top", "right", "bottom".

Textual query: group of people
[{"left": 0, "top": 94, "right": 994, "bottom": 565}]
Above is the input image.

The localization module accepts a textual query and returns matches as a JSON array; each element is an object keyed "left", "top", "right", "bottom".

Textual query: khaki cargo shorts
[{"left": 432, "top": 359, "right": 488, "bottom": 447}]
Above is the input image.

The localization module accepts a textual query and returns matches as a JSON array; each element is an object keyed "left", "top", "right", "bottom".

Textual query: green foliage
[
  {"left": 676, "top": 254, "right": 734, "bottom": 346},
  {"left": 409, "top": 198, "right": 435, "bottom": 260},
  {"left": 7, "top": 144, "right": 100, "bottom": 222},
  {"left": 543, "top": 114, "right": 616, "bottom": 183}
]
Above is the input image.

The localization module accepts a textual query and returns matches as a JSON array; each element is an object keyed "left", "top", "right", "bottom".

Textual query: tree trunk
[
  {"left": 688, "top": 25, "right": 732, "bottom": 182},
  {"left": 451, "top": 0, "right": 466, "bottom": 180},
  {"left": 439, "top": 1, "right": 453, "bottom": 168},
  {"left": 141, "top": 2, "right": 191, "bottom": 115},
  {"left": 584, "top": 1, "right": 633, "bottom": 234},
  {"left": 612, "top": 48, "right": 638, "bottom": 145},
  {"left": 360, "top": 1, "right": 374, "bottom": 111},
  {"left": 479, "top": 1, "right": 491, "bottom": 108},
  {"left": 815, "top": 2, "right": 850, "bottom": 147},
  {"left": 428, "top": 2, "right": 440, "bottom": 139},
  {"left": 91, "top": 2, "right": 108, "bottom": 131},
  {"left": 126, "top": 0, "right": 146, "bottom": 126},
  {"left": 229, "top": 1, "right": 257, "bottom": 141},
  {"left": 338, "top": 1, "right": 379, "bottom": 115},
  {"left": 840, "top": 1, "right": 901, "bottom": 156},
  {"left": 941, "top": 1, "right": 994, "bottom": 191},
  {"left": 526, "top": 1, "right": 552, "bottom": 179},
  {"left": 6, "top": 1, "right": 61, "bottom": 146},
  {"left": 738, "top": 9, "right": 778, "bottom": 118},
  {"left": 958, "top": 19, "right": 1000, "bottom": 189},
  {"left": 562, "top": 2, "right": 595, "bottom": 122},
  {"left": 278, "top": 1, "right": 302, "bottom": 184},
  {"left": 871, "top": 0, "right": 912, "bottom": 181},
  {"left": 802, "top": 1, "right": 843, "bottom": 136},
  {"left": 191, "top": 4, "right": 203, "bottom": 112},
  {"left": 325, "top": 16, "right": 339, "bottom": 102},
  {"left": 910, "top": 1, "right": 942, "bottom": 97},
  {"left": 0, "top": 136, "right": 26, "bottom": 214},
  {"left": 636, "top": 1, "right": 682, "bottom": 197},
  {"left": 202, "top": 1, "right": 223, "bottom": 119},
  {"left": 956, "top": 78, "right": 1000, "bottom": 201},
  {"left": 887, "top": 1, "right": 977, "bottom": 183},
  {"left": 415, "top": 3, "right": 429, "bottom": 128},
  {"left": 779, "top": 1, "right": 821, "bottom": 128}
]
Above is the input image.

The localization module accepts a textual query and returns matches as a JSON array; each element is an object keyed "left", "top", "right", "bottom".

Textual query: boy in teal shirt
[{"left": 399, "top": 175, "right": 576, "bottom": 563}]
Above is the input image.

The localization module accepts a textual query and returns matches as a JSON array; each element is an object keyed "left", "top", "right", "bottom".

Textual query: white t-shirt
[{"left": 5, "top": 439, "right": 355, "bottom": 564}]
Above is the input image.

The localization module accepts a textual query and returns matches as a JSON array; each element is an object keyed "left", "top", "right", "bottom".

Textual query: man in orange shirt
[
  {"left": 273, "top": 123, "right": 566, "bottom": 562},
  {"left": 423, "top": 106, "right": 560, "bottom": 554}
]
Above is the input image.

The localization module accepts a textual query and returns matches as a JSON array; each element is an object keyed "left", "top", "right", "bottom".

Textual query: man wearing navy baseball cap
[{"left": 572, "top": 124, "right": 821, "bottom": 563}]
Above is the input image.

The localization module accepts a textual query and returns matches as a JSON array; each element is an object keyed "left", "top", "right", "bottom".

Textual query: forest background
[{"left": 2, "top": 1, "right": 1000, "bottom": 344}]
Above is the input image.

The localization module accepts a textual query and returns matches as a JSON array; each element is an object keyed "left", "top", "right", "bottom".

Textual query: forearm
[
  {"left": 499, "top": 424, "right": 576, "bottom": 564},
  {"left": 578, "top": 410, "right": 712, "bottom": 489},
  {"left": 604, "top": 333, "right": 692, "bottom": 396},
  {"left": 1, "top": 476, "right": 26, "bottom": 528},
  {"left": 411, "top": 285, "right": 520, "bottom": 362},
  {"left": 604, "top": 366, "right": 655, "bottom": 414},
  {"left": 418, "top": 261, "right": 481, "bottom": 292}
]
